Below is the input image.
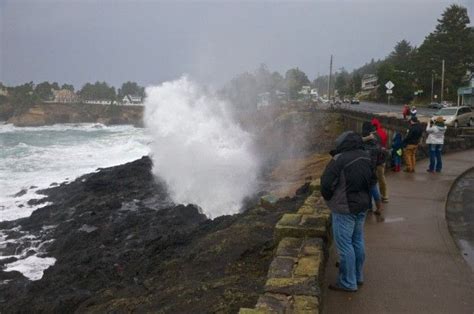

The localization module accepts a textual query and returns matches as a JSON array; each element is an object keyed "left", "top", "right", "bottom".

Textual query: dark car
[
  {"left": 351, "top": 98, "right": 360, "bottom": 104},
  {"left": 428, "top": 102, "right": 442, "bottom": 109}
]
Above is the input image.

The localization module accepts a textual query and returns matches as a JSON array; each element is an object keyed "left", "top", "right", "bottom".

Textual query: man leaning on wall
[{"left": 321, "top": 131, "right": 376, "bottom": 292}]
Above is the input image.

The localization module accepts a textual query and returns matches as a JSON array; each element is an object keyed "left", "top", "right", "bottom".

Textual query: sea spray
[{"left": 144, "top": 77, "right": 259, "bottom": 217}]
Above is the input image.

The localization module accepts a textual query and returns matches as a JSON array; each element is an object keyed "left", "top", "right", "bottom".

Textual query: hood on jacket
[
  {"left": 330, "top": 131, "right": 364, "bottom": 156},
  {"left": 362, "top": 121, "right": 376, "bottom": 137},
  {"left": 371, "top": 118, "right": 382, "bottom": 130}
]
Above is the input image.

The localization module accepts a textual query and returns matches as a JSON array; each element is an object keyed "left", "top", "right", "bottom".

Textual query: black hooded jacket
[
  {"left": 403, "top": 122, "right": 424, "bottom": 146},
  {"left": 321, "top": 131, "right": 376, "bottom": 214}
]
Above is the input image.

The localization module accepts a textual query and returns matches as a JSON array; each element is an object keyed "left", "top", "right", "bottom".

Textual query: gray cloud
[{"left": 1, "top": 0, "right": 472, "bottom": 88}]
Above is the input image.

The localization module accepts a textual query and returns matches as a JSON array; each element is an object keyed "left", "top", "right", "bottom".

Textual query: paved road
[
  {"left": 326, "top": 102, "right": 438, "bottom": 116},
  {"left": 340, "top": 101, "right": 438, "bottom": 117},
  {"left": 324, "top": 150, "right": 474, "bottom": 314}
]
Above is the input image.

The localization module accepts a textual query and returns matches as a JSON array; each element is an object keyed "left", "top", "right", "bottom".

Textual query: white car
[{"left": 431, "top": 106, "right": 474, "bottom": 128}]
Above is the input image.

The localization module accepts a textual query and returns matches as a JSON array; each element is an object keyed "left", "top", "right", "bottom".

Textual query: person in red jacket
[
  {"left": 402, "top": 104, "right": 410, "bottom": 120},
  {"left": 371, "top": 118, "right": 389, "bottom": 202}
]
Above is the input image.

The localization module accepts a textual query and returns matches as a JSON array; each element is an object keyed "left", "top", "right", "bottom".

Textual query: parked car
[
  {"left": 351, "top": 98, "right": 360, "bottom": 104},
  {"left": 431, "top": 106, "right": 474, "bottom": 128},
  {"left": 428, "top": 102, "right": 443, "bottom": 109},
  {"left": 441, "top": 101, "right": 454, "bottom": 107},
  {"left": 343, "top": 98, "right": 350, "bottom": 103}
]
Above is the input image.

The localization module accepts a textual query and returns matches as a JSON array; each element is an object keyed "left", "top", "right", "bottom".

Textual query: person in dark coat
[
  {"left": 402, "top": 116, "right": 424, "bottom": 172},
  {"left": 371, "top": 118, "right": 389, "bottom": 202},
  {"left": 321, "top": 131, "right": 376, "bottom": 292},
  {"left": 361, "top": 122, "right": 384, "bottom": 214}
]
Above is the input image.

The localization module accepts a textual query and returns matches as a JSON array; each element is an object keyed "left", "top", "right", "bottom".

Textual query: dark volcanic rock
[{"left": 0, "top": 156, "right": 308, "bottom": 313}]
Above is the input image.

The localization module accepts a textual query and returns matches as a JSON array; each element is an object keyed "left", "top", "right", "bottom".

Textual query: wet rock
[
  {"left": 0, "top": 257, "right": 18, "bottom": 267},
  {"left": 0, "top": 156, "right": 310, "bottom": 313},
  {"left": 13, "top": 189, "right": 27, "bottom": 197}
]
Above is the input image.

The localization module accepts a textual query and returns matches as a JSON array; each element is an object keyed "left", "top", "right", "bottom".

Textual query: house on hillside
[
  {"left": 122, "top": 95, "right": 143, "bottom": 105},
  {"left": 457, "top": 69, "right": 474, "bottom": 107},
  {"left": 0, "top": 86, "right": 8, "bottom": 96},
  {"left": 361, "top": 74, "right": 378, "bottom": 91},
  {"left": 257, "top": 92, "right": 271, "bottom": 109},
  {"left": 51, "top": 89, "right": 80, "bottom": 103},
  {"left": 298, "top": 86, "right": 312, "bottom": 101}
]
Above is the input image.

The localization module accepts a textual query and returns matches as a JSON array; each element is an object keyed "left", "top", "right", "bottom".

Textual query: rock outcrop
[
  {"left": 6, "top": 103, "right": 143, "bottom": 127},
  {"left": 0, "top": 157, "right": 311, "bottom": 312}
]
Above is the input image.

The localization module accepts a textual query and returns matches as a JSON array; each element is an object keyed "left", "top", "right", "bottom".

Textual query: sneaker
[
  {"left": 382, "top": 198, "right": 389, "bottom": 203},
  {"left": 426, "top": 169, "right": 434, "bottom": 173},
  {"left": 328, "top": 284, "right": 357, "bottom": 293}
]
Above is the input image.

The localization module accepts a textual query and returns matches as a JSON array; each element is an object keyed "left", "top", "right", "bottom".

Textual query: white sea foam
[
  {"left": 4, "top": 255, "right": 56, "bottom": 281},
  {"left": 144, "top": 76, "right": 259, "bottom": 217},
  {"left": 0, "top": 123, "right": 149, "bottom": 280},
  {"left": 0, "top": 123, "right": 150, "bottom": 222}
]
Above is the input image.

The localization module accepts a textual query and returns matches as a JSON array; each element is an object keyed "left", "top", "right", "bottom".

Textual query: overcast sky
[{"left": 0, "top": 0, "right": 472, "bottom": 89}]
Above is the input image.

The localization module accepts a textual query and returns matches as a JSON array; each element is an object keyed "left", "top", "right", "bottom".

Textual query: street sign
[
  {"left": 385, "top": 81, "right": 395, "bottom": 90},
  {"left": 386, "top": 89, "right": 393, "bottom": 94}
]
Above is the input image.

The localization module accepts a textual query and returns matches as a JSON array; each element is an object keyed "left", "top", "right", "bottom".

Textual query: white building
[
  {"left": 299, "top": 86, "right": 312, "bottom": 95},
  {"left": 361, "top": 74, "right": 378, "bottom": 91},
  {"left": 122, "top": 95, "right": 143, "bottom": 105},
  {"left": 51, "top": 89, "right": 79, "bottom": 103}
]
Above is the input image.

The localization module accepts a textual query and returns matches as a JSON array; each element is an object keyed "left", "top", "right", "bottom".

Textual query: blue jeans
[
  {"left": 393, "top": 155, "right": 401, "bottom": 167},
  {"left": 428, "top": 144, "right": 443, "bottom": 172},
  {"left": 368, "top": 184, "right": 381, "bottom": 209},
  {"left": 332, "top": 211, "right": 367, "bottom": 290}
]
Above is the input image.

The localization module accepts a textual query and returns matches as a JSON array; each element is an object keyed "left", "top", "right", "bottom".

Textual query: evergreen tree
[
  {"left": 415, "top": 4, "right": 474, "bottom": 100},
  {"left": 79, "top": 82, "right": 116, "bottom": 101},
  {"left": 118, "top": 81, "right": 145, "bottom": 98},
  {"left": 61, "top": 84, "right": 75, "bottom": 92},
  {"left": 284, "top": 68, "right": 310, "bottom": 100}
]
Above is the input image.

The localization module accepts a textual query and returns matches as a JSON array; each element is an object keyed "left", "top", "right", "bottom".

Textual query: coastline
[{"left": 2, "top": 103, "right": 144, "bottom": 127}]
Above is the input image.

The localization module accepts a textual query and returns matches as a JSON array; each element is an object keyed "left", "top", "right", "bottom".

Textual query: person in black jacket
[
  {"left": 402, "top": 116, "right": 424, "bottom": 172},
  {"left": 321, "top": 131, "right": 377, "bottom": 292},
  {"left": 361, "top": 122, "right": 384, "bottom": 214}
]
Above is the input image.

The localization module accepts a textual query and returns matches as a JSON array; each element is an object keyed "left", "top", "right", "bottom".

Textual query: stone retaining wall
[
  {"left": 239, "top": 180, "right": 331, "bottom": 314},
  {"left": 336, "top": 108, "right": 474, "bottom": 159}
]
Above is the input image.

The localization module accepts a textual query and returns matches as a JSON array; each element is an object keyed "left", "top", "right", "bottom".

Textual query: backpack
[{"left": 363, "top": 134, "right": 385, "bottom": 167}]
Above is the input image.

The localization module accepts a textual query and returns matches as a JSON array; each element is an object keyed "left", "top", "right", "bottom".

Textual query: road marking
[{"left": 383, "top": 217, "right": 405, "bottom": 223}]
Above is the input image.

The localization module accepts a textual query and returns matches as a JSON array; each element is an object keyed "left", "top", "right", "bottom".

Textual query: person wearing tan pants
[
  {"left": 403, "top": 144, "right": 418, "bottom": 172},
  {"left": 376, "top": 165, "right": 388, "bottom": 202},
  {"left": 402, "top": 117, "right": 423, "bottom": 173}
]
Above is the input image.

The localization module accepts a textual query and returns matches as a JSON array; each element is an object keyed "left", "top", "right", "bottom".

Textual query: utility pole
[
  {"left": 327, "top": 55, "right": 333, "bottom": 99},
  {"left": 431, "top": 72, "right": 434, "bottom": 102},
  {"left": 441, "top": 59, "right": 445, "bottom": 103}
]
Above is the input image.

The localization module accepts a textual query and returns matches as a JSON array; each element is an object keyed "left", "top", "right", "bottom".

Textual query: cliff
[{"left": 5, "top": 103, "right": 143, "bottom": 127}]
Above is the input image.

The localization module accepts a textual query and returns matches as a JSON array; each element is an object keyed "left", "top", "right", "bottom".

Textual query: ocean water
[{"left": 0, "top": 123, "right": 150, "bottom": 280}]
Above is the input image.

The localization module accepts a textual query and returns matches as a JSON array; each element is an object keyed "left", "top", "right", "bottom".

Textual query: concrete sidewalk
[{"left": 324, "top": 150, "right": 474, "bottom": 314}]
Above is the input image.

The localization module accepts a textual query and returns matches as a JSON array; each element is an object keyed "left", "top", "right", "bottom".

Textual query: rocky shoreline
[
  {"left": 2, "top": 103, "right": 143, "bottom": 127},
  {"left": 0, "top": 156, "right": 311, "bottom": 312}
]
